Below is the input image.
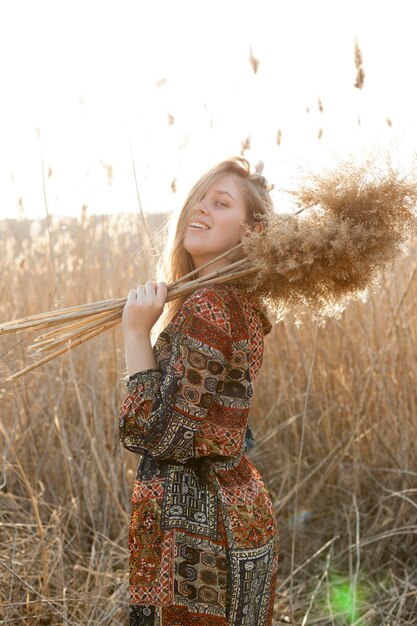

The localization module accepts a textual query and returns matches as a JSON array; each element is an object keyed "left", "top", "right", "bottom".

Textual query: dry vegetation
[{"left": 1, "top": 212, "right": 417, "bottom": 625}]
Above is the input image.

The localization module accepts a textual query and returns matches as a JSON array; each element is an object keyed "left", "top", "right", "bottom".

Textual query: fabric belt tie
[{"left": 180, "top": 424, "right": 255, "bottom": 487}]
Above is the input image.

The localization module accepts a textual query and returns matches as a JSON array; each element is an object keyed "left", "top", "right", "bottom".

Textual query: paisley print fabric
[{"left": 119, "top": 285, "right": 278, "bottom": 625}]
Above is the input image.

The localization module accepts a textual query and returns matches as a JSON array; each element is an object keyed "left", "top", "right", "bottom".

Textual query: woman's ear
[
  {"left": 240, "top": 221, "right": 265, "bottom": 241},
  {"left": 252, "top": 221, "right": 265, "bottom": 234}
]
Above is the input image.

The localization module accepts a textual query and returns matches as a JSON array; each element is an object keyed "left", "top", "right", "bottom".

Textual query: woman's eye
[{"left": 216, "top": 201, "right": 227, "bottom": 207}]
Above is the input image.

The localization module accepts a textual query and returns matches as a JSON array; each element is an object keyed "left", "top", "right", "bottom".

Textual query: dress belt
[
  {"left": 186, "top": 424, "right": 255, "bottom": 486},
  {"left": 156, "top": 425, "right": 255, "bottom": 487},
  {"left": 183, "top": 456, "right": 228, "bottom": 487}
]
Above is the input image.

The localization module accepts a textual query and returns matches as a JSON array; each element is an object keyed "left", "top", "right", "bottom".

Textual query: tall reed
[{"left": 1, "top": 213, "right": 416, "bottom": 624}]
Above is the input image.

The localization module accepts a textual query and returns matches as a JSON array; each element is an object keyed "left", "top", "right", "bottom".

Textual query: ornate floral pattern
[{"left": 119, "top": 285, "right": 278, "bottom": 625}]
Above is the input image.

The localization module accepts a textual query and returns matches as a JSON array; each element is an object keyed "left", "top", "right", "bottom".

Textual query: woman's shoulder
[
  {"left": 183, "top": 284, "right": 272, "bottom": 336},
  {"left": 183, "top": 283, "right": 251, "bottom": 316},
  {"left": 180, "top": 284, "right": 234, "bottom": 335},
  {"left": 183, "top": 283, "right": 234, "bottom": 308}
]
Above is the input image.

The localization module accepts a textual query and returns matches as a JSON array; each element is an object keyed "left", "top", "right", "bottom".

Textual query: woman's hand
[{"left": 122, "top": 281, "right": 168, "bottom": 338}]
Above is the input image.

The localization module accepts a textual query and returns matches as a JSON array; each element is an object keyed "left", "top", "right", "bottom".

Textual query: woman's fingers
[
  {"left": 122, "top": 280, "right": 167, "bottom": 336},
  {"left": 136, "top": 284, "right": 146, "bottom": 301},
  {"left": 127, "top": 281, "right": 167, "bottom": 305},
  {"left": 134, "top": 282, "right": 157, "bottom": 302},
  {"left": 145, "top": 280, "right": 157, "bottom": 297},
  {"left": 156, "top": 281, "right": 168, "bottom": 305}
]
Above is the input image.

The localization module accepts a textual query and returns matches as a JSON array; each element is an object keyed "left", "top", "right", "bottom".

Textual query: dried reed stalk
[
  {"left": 1, "top": 256, "right": 254, "bottom": 380},
  {"left": 2, "top": 155, "right": 417, "bottom": 381}
]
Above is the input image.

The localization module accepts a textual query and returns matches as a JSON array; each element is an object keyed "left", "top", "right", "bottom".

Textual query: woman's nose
[{"left": 195, "top": 201, "right": 209, "bottom": 215}]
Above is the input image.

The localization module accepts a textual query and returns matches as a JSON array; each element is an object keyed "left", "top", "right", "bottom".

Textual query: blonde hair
[{"left": 157, "top": 156, "right": 275, "bottom": 330}]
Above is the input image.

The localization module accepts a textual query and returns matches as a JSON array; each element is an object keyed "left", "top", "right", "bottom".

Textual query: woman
[{"left": 119, "top": 156, "right": 279, "bottom": 626}]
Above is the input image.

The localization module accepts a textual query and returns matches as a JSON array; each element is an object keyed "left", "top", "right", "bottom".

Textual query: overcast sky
[{"left": 0, "top": 0, "right": 416, "bottom": 219}]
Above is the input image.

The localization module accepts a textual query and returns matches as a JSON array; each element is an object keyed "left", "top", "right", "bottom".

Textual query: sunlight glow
[{"left": 0, "top": 0, "right": 416, "bottom": 220}]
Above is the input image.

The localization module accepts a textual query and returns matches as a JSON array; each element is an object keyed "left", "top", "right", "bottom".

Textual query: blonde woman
[{"left": 119, "top": 157, "right": 279, "bottom": 626}]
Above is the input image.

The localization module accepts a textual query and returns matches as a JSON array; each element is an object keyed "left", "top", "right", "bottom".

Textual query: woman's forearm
[
  {"left": 121, "top": 281, "right": 167, "bottom": 376},
  {"left": 123, "top": 332, "right": 157, "bottom": 377}
]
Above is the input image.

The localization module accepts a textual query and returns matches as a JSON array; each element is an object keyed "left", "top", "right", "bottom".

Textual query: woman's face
[{"left": 183, "top": 173, "right": 249, "bottom": 275}]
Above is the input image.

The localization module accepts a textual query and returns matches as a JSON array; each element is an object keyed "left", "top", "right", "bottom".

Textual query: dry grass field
[{"left": 1, "top": 212, "right": 416, "bottom": 625}]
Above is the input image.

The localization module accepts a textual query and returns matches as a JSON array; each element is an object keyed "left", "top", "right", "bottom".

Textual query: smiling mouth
[{"left": 189, "top": 222, "right": 210, "bottom": 230}]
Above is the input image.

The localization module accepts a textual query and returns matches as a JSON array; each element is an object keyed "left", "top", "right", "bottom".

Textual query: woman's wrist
[
  {"left": 124, "top": 332, "right": 157, "bottom": 376},
  {"left": 122, "top": 328, "right": 152, "bottom": 341}
]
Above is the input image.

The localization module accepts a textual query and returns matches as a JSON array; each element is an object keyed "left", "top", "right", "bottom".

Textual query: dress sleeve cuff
[{"left": 127, "top": 369, "right": 162, "bottom": 396}]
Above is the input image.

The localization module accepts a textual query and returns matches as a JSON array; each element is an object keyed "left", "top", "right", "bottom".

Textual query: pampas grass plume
[{"left": 242, "top": 154, "right": 417, "bottom": 322}]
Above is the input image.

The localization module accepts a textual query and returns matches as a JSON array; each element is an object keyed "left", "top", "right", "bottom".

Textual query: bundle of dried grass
[
  {"left": 0, "top": 253, "right": 255, "bottom": 380},
  {"left": 2, "top": 155, "right": 416, "bottom": 380},
  {"left": 241, "top": 155, "right": 417, "bottom": 320}
]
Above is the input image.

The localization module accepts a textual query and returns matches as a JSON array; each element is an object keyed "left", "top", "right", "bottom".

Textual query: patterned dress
[{"left": 119, "top": 284, "right": 279, "bottom": 626}]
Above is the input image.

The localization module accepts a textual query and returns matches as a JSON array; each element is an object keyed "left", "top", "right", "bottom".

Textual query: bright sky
[{"left": 0, "top": 0, "right": 416, "bottom": 220}]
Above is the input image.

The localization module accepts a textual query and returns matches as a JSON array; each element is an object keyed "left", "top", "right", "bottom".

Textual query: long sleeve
[{"left": 119, "top": 287, "right": 253, "bottom": 463}]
